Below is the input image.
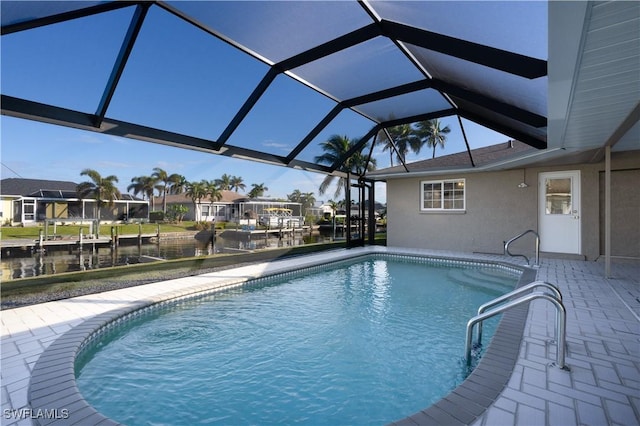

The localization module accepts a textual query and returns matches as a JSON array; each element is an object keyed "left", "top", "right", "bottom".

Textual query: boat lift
[{"left": 261, "top": 207, "right": 302, "bottom": 228}]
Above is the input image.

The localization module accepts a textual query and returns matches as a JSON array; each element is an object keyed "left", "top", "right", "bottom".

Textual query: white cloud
[{"left": 262, "top": 140, "right": 291, "bottom": 151}]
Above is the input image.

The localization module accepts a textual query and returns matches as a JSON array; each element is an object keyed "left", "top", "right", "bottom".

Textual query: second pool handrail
[{"left": 504, "top": 229, "right": 540, "bottom": 267}]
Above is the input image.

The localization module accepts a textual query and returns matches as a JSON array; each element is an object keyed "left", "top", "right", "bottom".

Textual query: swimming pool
[{"left": 73, "top": 254, "right": 521, "bottom": 425}]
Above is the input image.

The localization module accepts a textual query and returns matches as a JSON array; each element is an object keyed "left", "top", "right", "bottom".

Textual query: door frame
[{"left": 538, "top": 170, "right": 582, "bottom": 254}]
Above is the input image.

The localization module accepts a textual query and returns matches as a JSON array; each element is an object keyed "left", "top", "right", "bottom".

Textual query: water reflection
[{"left": 1, "top": 233, "right": 333, "bottom": 280}]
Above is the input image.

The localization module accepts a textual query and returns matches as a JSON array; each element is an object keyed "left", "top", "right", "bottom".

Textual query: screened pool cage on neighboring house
[
  {"left": 9, "top": 196, "right": 148, "bottom": 226},
  {"left": 1, "top": 179, "right": 150, "bottom": 226}
]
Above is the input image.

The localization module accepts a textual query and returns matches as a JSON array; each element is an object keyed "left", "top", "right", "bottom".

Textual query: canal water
[{"left": 1, "top": 232, "right": 335, "bottom": 281}]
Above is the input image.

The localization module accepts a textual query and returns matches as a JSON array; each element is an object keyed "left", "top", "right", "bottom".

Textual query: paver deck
[
  {"left": 472, "top": 257, "right": 640, "bottom": 426},
  {"left": 1, "top": 247, "right": 638, "bottom": 425}
]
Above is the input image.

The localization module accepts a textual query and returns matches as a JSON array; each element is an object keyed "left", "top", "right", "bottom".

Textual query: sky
[{"left": 0, "top": 2, "right": 515, "bottom": 205}]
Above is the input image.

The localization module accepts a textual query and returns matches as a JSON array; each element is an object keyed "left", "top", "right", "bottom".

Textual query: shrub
[
  {"left": 166, "top": 205, "right": 188, "bottom": 223},
  {"left": 192, "top": 221, "right": 211, "bottom": 231},
  {"left": 149, "top": 211, "right": 164, "bottom": 223}
]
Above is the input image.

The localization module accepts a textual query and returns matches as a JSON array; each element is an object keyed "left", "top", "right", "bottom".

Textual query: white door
[{"left": 539, "top": 171, "right": 581, "bottom": 254}]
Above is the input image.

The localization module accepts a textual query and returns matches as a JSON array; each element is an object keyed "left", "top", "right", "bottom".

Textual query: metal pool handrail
[
  {"left": 504, "top": 229, "right": 540, "bottom": 266},
  {"left": 465, "top": 289, "right": 568, "bottom": 370},
  {"left": 476, "top": 281, "right": 562, "bottom": 345}
]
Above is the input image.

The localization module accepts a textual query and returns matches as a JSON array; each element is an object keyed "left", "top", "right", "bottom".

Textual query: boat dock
[
  {"left": 220, "top": 226, "right": 313, "bottom": 239},
  {"left": 1, "top": 233, "right": 159, "bottom": 253}
]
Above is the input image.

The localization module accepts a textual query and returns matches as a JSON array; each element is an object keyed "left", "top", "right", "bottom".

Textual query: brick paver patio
[{"left": 472, "top": 258, "right": 639, "bottom": 426}]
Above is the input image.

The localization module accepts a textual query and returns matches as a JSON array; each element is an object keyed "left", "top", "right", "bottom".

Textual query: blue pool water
[{"left": 75, "top": 256, "right": 519, "bottom": 425}]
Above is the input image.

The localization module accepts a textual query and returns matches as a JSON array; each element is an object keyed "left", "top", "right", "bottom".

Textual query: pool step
[{"left": 447, "top": 268, "right": 517, "bottom": 293}]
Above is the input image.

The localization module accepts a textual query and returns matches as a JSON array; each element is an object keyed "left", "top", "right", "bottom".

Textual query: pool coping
[{"left": 26, "top": 246, "right": 536, "bottom": 426}]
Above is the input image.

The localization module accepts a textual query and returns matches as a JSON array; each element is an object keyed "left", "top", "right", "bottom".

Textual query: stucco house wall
[
  {"left": 600, "top": 168, "right": 640, "bottom": 258},
  {"left": 0, "top": 197, "right": 17, "bottom": 225},
  {"left": 387, "top": 169, "right": 536, "bottom": 257},
  {"left": 386, "top": 151, "right": 639, "bottom": 261}
]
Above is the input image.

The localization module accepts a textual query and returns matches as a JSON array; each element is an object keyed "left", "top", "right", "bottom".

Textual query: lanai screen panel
[
  {"left": 408, "top": 47, "right": 548, "bottom": 119},
  {"left": 0, "top": 1, "right": 104, "bottom": 26},
  {"left": 291, "top": 36, "right": 424, "bottom": 102},
  {"left": 451, "top": 96, "right": 547, "bottom": 144},
  {"left": 225, "top": 74, "right": 336, "bottom": 156},
  {"left": 355, "top": 89, "right": 452, "bottom": 123},
  {"left": 1, "top": 6, "right": 134, "bottom": 113},
  {"left": 368, "top": 1, "right": 547, "bottom": 59},
  {"left": 165, "top": 1, "right": 373, "bottom": 64},
  {"left": 106, "top": 5, "right": 270, "bottom": 141},
  {"left": 296, "top": 109, "right": 378, "bottom": 165}
]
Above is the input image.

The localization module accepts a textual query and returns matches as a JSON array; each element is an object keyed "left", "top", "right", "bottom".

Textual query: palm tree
[
  {"left": 204, "top": 180, "right": 222, "bottom": 218},
  {"left": 314, "top": 134, "right": 376, "bottom": 199},
  {"left": 151, "top": 167, "right": 182, "bottom": 213},
  {"left": 287, "top": 189, "right": 303, "bottom": 203},
  {"left": 127, "top": 175, "right": 157, "bottom": 211},
  {"left": 169, "top": 174, "right": 188, "bottom": 195},
  {"left": 288, "top": 190, "right": 316, "bottom": 215},
  {"left": 302, "top": 192, "right": 316, "bottom": 214},
  {"left": 77, "top": 169, "right": 121, "bottom": 221},
  {"left": 230, "top": 175, "right": 246, "bottom": 193},
  {"left": 248, "top": 183, "right": 268, "bottom": 199},
  {"left": 151, "top": 167, "right": 168, "bottom": 212},
  {"left": 215, "top": 174, "right": 233, "bottom": 191},
  {"left": 379, "top": 124, "right": 422, "bottom": 166},
  {"left": 328, "top": 200, "right": 339, "bottom": 217},
  {"left": 185, "top": 181, "right": 207, "bottom": 220},
  {"left": 417, "top": 119, "right": 451, "bottom": 159},
  {"left": 324, "top": 199, "right": 340, "bottom": 224}
]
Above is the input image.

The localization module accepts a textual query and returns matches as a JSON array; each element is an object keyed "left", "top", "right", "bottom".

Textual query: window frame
[{"left": 420, "top": 178, "right": 466, "bottom": 212}]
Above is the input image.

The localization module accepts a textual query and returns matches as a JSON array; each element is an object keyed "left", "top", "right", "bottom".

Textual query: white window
[
  {"left": 421, "top": 179, "right": 465, "bottom": 211},
  {"left": 201, "top": 205, "right": 211, "bottom": 217}
]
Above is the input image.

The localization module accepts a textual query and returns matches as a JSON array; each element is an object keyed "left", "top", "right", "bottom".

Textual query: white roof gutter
[{"left": 366, "top": 147, "right": 568, "bottom": 180}]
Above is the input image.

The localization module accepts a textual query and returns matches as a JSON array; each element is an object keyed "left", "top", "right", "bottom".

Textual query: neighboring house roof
[
  {"left": 156, "top": 190, "right": 247, "bottom": 205},
  {"left": 0, "top": 178, "right": 145, "bottom": 201},
  {"left": 0, "top": 178, "right": 78, "bottom": 197},
  {"left": 118, "top": 194, "right": 146, "bottom": 202},
  {"left": 241, "top": 198, "right": 300, "bottom": 205}
]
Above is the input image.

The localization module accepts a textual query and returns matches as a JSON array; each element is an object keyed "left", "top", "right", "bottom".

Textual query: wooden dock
[
  {"left": 1, "top": 226, "right": 313, "bottom": 253},
  {"left": 220, "top": 226, "right": 312, "bottom": 239},
  {"left": 0, "top": 233, "right": 159, "bottom": 252}
]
